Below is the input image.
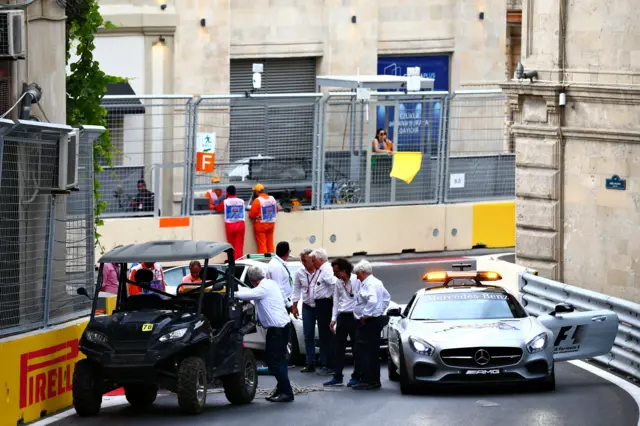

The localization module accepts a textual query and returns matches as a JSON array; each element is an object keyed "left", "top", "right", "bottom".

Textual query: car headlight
[
  {"left": 85, "top": 330, "right": 108, "bottom": 345},
  {"left": 527, "top": 332, "right": 548, "bottom": 354},
  {"left": 159, "top": 328, "right": 188, "bottom": 342},
  {"left": 409, "top": 336, "right": 435, "bottom": 356}
]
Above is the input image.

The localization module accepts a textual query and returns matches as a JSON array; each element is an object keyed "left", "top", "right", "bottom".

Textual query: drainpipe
[{"left": 20, "top": 83, "right": 42, "bottom": 120}]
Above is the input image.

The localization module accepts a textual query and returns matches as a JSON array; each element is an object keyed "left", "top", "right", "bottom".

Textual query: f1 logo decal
[{"left": 553, "top": 325, "right": 586, "bottom": 346}]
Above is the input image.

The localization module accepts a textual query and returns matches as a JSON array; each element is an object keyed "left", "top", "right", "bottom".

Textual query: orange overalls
[
  {"left": 249, "top": 193, "right": 278, "bottom": 254},
  {"left": 206, "top": 189, "right": 222, "bottom": 210},
  {"left": 215, "top": 195, "right": 246, "bottom": 259}
]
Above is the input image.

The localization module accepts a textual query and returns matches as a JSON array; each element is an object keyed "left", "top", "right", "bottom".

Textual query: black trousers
[
  {"left": 333, "top": 312, "right": 359, "bottom": 381},
  {"left": 315, "top": 298, "right": 335, "bottom": 370},
  {"left": 355, "top": 316, "right": 388, "bottom": 385},
  {"left": 265, "top": 326, "right": 293, "bottom": 397}
]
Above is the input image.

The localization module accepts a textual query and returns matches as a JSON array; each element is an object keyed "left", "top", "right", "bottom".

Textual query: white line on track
[{"left": 569, "top": 360, "right": 640, "bottom": 426}]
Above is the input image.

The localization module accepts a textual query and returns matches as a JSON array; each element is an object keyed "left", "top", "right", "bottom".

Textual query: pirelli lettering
[{"left": 19, "top": 340, "right": 79, "bottom": 409}]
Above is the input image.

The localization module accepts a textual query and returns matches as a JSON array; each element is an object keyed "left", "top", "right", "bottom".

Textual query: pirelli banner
[{"left": 0, "top": 294, "right": 116, "bottom": 426}]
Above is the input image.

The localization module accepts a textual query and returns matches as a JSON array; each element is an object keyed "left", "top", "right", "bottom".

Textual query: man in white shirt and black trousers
[
  {"left": 310, "top": 248, "right": 337, "bottom": 376},
  {"left": 291, "top": 248, "right": 319, "bottom": 372},
  {"left": 352, "top": 259, "right": 391, "bottom": 390},
  {"left": 323, "top": 257, "right": 362, "bottom": 388},
  {"left": 267, "top": 241, "right": 295, "bottom": 366},
  {"left": 235, "top": 266, "right": 294, "bottom": 402}
]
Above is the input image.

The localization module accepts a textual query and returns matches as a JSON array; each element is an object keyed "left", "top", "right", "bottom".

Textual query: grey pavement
[{"left": 52, "top": 259, "right": 639, "bottom": 426}]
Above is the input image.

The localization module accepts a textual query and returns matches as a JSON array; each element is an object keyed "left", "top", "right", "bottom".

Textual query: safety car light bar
[{"left": 421, "top": 270, "right": 502, "bottom": 284}]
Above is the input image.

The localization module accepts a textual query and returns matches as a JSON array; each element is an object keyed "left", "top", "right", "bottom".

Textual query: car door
[
  {"left": 537, "top": 309, "right": 619, "bottom": 361},
  {"left": 237, "top": 265, "right": 266, "bottom": 351},
  {"left": 163, "top": 266, "right": 187, "bottom": 294},
  {"left": 389, "top": 296, "right": 416, "bottom": 361}
]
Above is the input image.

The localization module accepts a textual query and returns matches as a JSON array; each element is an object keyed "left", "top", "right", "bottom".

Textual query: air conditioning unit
[
  {"left": 57, "top": 130, "right": 79, "bottom": 191},
  {"left": 0, "top": 10, "right": 26, "bottom": 59}
]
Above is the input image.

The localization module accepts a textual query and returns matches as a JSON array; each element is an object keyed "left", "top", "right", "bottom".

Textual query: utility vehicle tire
[
  {"left": 222, "top": 349, "right": 258, "bottom": 404},
  {"left": 125, "top": 383, "right": 158, "bottom": 408},
  {"left": 176, "top": 356, "right": 207, "bottom": 414},
  {"left": 72, "top": 359, "right": 103, "bottom": 417}
]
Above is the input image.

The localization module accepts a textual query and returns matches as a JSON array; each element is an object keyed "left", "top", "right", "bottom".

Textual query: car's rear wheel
[
  {"left": 387, "top": 351, "right": 400, "bottom": 382},
  {"left": 222, "top": 348, "right": 258, "bottom": 404},
  {"left": 176, "top": 356, "right": 207, "bottom": 414},
  {"left": 288, "top": 324, "right": 305, "bottom": 366},
  {"left": 72, "top": 359, "right": 103, "bottom": 417},
  {"left": 125, "top": 383, "right": 158, "bottom": 408}
]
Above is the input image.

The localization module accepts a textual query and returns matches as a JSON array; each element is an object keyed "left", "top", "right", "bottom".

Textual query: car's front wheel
[
  {"left": 222, "top": 348, "right": 258, "bottom": 404},
  {"left": 387, "top": 351, "right": 400, "bottom": 382},
  {"left": 287, "top": 323, "right": 305, "bottom": 366},
  {"left": 536, "top": 368, "right": 556, "bottom": 392},
  {"left": 176, "top": 356, "right": 207, "bottom": 414},
  {"left": 398, "top": 344, "right": 419, "bottom": 394},
  {"left": 72, "top": 359, "right": 104, "bottom": 417},
  {"left": 125, "top": 383, "right": 158, "bottom": 408}
]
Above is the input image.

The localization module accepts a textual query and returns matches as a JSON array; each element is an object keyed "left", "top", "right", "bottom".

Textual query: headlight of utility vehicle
[
  {"left": 527, "top": 332, "right": 548, "bottom": 354},
  {"left": 85, "top": 330, "right": 109, "bottom": 345},
  {"left": 409, "top": 336, "right": 435, "bottom": 356},
  {"left": 159, "top": 328, "right": 188, "bottom": 342}
]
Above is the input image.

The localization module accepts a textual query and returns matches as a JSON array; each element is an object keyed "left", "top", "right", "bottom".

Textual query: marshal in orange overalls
[{"left": 249, "top": 183, "right": 278, "bottom": 254}]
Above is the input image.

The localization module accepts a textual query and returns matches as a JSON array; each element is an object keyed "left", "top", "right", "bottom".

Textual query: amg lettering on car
[
  {"left": 19, "top": 340, "right": 79, "bottom": 408},
  {"left": 465, "top": 369, "right": 500, "bottom": 375}
]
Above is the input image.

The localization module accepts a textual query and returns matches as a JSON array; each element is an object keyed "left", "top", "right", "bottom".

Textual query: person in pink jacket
[{"left": 100, "top": 245, "right": 123, "bottom": 294}]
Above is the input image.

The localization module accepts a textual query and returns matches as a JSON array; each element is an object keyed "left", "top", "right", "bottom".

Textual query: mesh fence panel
[
  {"left": 444, "top": 92, "right": 515, "bottom": 202},
  {"left": 0, "top": 134, "right": 58, "bottom": 336},
  {"left": 192, "top": 95, "right": 320, "bottom": 213},
  {"left": 100, "top": 96, "right": 191, "bottom": 218},
  {"left": 49, "top": 129, "right": 98, "bottom": 324}
]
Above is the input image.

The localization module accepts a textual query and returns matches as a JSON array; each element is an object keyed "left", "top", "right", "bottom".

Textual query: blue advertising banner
[{"left": 376, "top": 55, "right": 450, "bottom": 155}]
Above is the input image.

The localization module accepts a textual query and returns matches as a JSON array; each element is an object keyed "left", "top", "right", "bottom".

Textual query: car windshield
[{"left": 410, "top": 291, "right": 528, "bottom": 320}]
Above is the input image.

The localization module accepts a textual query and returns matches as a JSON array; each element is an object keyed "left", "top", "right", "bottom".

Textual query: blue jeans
[
  {"left": 302, "top": 303, "right": 317, "bottom": 366},
  {"left": 265, "top": 326, "right": 293, "bottom": 397}
]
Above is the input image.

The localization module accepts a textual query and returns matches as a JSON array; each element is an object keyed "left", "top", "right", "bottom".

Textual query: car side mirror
[
  {"left": 77, "top": 287, "right": 90, "bottom": 299},
  {"left": 550, "top": 303, "right": 574, "bottom": 316},
  {"left": 387, "top": 307, "right": 402, "bottom": 317}
]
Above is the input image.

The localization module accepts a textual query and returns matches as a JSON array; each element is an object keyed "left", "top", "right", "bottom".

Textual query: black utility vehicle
[{"left": 73, "top": 240, "right": 258, "bottom": 416}]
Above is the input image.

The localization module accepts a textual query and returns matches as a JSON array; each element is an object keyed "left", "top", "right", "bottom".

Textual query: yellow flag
[{"left": 389, "top": 152, "right": 423, "bottom": 184}]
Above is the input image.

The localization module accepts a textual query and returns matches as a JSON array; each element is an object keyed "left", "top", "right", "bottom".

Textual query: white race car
[{"left": 163, "top": 254, "right": 397, "bottom": 365}]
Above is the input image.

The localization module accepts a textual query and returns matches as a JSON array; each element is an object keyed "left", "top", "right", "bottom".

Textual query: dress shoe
[{"left": 266, "top": 394, "right": 294, "bottom": 403}]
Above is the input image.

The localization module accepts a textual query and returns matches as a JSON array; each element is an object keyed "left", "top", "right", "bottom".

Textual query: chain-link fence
[
  {"left": 443, "top": 90, "right": 515, "bottom": 202},
  {"left": 100, "top": 95, "right": 193, "bottom": 218},
  {"left": 0, "top": 121, "right": 104, "bottom": 338},
  {"left": 97, "top": 91, "right": 514, "bottom": 218}
]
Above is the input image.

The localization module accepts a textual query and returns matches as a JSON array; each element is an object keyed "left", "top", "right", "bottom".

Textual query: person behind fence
[
  {"left": 323, "top": 257, "right": 362, "bottom": 388},
  {"left": 310, "top": 248, "right": 337, "bottom": 376},
  {"left": 215, "top": 185, "right": 246, "bottom": 259},
  {"left": 352, "top": 259, "right": 390, "bottom": 390},
  {"left": 234, "top": 266, "right": 294, "bottom": 403},
  {"left": 249, "top": 183, "right": 278, "bottom": 254},
  {"left": 130, "top": 179, "right": 154, "bottom": 212},
  {"left": 128, "top": 261, "right": 166, "bottom": 296},
  {"left": 206, "top": 176, "right": 224, "bottom": 210},
  {"left": 291, "top": 248, "right": 319, "bottom": 372}
]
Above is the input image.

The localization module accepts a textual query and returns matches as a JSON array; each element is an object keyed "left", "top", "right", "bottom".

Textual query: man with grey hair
[
  {"left": 310, "top": 248, "right": 336, "bottom": 376},
  {"left": 352, "top": 259, "right": 390, "bottom": 390},
  {"left": 291, "top": 248, "right": 319, "bottom": 372},
  {"left": 234, "top": 266, "right": 294, "bottom": 402}
]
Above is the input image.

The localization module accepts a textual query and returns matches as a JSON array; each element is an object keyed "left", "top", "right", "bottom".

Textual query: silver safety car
[{"left": 387, "top": 270, "right": 619, "bottom": 394}]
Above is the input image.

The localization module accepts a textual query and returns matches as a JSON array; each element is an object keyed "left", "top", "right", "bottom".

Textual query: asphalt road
[{"left": 51, "top": 258, "right": 639, "bottom": 426}]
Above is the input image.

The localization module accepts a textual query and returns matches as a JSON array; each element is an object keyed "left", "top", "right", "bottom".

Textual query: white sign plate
[
  {"left": 450, "top": 173, "right": 465, "bottom": 189},
  {"left": 196, "top": 132, "right": 216, "bottom": 153}
]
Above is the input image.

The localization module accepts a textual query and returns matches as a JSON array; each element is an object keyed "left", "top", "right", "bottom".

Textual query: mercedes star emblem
[{"left": 474, "top": 349, "right": 491, "bottom": 366}]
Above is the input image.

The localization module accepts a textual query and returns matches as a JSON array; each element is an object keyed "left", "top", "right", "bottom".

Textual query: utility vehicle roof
[{"left": 98, "top": 240, "right": 232, "bottom": 263}]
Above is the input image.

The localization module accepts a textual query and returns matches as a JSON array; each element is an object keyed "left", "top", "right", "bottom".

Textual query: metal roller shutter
[{"left": 229, "top": 58, "right": 317, "bottom": 165}]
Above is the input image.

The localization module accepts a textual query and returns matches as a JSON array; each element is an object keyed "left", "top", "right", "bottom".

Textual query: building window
[{"left": 507, "top": 11, "right": 522, "bottom": 80}]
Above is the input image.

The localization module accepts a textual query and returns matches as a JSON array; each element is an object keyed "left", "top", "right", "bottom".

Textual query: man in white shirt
[
  {"left": 266, "top": 241, "right": 294, "bottom": 311},
  {"left": 235, "top": 266, "right": 294, "bottom": 403},
  {"left": 291, "top": 248, "right": 319, "bottom": 373},
  {"left": 323, "top": 258, "right": 362, "bottom": 388},
  {"left": 352, "top": 260, "right": 390, "bottom": 391},
  {"left": 310, "top": 248, "right": 336, "bottom": 376}
]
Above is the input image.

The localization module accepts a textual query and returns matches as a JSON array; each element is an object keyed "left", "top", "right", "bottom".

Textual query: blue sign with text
[{"left": 376, "top": 56, "right": 450, "bottom": 155}]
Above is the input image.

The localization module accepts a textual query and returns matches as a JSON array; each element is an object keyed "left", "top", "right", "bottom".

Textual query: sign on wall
[
  {"left": 376, "top": 55, "right": 450, "bottom": 154},
  {"left": 196, "top": 132, "right": 216, "bottom": 173}
]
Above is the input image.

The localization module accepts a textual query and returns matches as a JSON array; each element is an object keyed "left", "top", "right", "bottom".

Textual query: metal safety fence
[
  {"left": 519, "top": 272, "right": 640, "bottom": 382},
  {"left": 99, "top": 90, "right": 514, "bottom": 218},
  {"left": 0, "top": 121, "right": 105, "bottom": 338}
]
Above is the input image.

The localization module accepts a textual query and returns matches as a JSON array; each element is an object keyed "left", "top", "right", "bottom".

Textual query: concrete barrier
[{"left": 97, "top": 202, "right": 515, "bottom": 263}]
